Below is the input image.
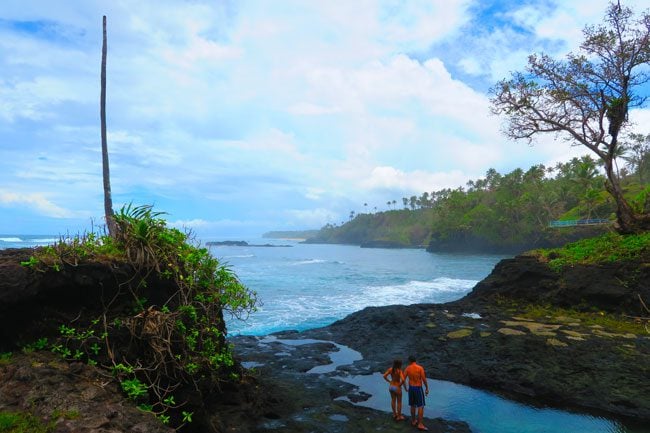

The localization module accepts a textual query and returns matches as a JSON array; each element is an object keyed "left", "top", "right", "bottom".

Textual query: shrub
[{"left": 23, "top": 204, "right": 257, "bottom": 429}]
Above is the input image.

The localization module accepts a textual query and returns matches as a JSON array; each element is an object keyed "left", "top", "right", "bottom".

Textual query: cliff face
[
  {"left": 465, "top": 253, "right": 650, "bottom": 315},
  {"left": 0, "top": 248, "right": 260, "bottom": 433},
  {"left": 0, "top": 248, "right": 179, "bottom": 351}
]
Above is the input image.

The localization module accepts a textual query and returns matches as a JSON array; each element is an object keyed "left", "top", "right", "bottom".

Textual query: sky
[{"left": 1, "top": 0, "right": 649, "bottom": 239}]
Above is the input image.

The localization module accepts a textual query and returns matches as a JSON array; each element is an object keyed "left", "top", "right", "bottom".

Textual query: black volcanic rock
[
  {"left": 465, "top": 253, "right": 650, "bottom": 315},
  {"left": 299, "top": 253, "right": 650, "bottom": 422}
]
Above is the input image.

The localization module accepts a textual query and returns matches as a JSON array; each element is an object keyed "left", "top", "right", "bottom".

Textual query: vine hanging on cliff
[{"left": 22, "top": 204, "right": 257, "bottom": 429}]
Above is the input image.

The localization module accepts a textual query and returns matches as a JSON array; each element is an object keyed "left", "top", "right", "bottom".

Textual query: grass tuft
[{"left": 533, "top": 232, "right": 650, "bottom": 271}]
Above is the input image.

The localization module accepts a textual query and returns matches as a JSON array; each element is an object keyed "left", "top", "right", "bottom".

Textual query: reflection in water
[
  {"left": 337, "top": 373, "right": 644, "bottom": 433},
  {"left": 259, "top": 337, "right": 647, "bottom": 433}
]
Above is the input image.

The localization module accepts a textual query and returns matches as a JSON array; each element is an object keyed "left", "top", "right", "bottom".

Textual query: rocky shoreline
[
  {"left": 296, "top": 251, "right": 650, "bottom": 423},
  {"left": 1, "top": 247, "right": 649, "bottom": 432},
  {"left": 228, "top": 335, "right": 471, "bottom": 433},
  {"left": 228, "top": 249, "right": 650, "bottom": 431}
]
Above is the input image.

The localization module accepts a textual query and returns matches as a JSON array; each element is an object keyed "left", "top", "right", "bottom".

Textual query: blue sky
[{"left": 1, "top": 0, "right": 649, "bottom": 238}]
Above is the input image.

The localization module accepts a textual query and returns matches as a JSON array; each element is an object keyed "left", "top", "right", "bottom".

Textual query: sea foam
[{"left": 0, "top": 237, "right": 23, "bottom": 242}]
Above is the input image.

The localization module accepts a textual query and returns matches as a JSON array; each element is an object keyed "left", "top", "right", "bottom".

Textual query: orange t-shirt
[{"left": 403, "top": 362, "right": 426, "bottom": 387}]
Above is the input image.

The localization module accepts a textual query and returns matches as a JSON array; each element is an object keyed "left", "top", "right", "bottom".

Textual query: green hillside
[{"left": 307, "top": 154, "right": 650, "bottom": 253}]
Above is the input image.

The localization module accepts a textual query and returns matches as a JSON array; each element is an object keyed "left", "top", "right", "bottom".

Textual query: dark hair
[
  {"left": 391, "top": 359, "right": 402, "bottom": 377},
  {"left": 408, "top": 355, "right": 416, "bottom": 363}
]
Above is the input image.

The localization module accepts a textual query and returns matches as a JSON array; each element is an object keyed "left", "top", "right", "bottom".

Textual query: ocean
[
  {"left": 0, "top": 234, "right": 60, "bottom": 250},
  {"left": 207, "top": 239, "right": 503, "bottom": 335},
  {"left": 2, "top": 235, "right": 647, "bottom": 432}
]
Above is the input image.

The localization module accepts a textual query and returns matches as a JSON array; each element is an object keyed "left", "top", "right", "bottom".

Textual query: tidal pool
[
  {"left": 336, "top": 373, "right": 649, "bottom": 433},
  {"left": 257, "top": 337, "right": 648, "bottom": 433}
]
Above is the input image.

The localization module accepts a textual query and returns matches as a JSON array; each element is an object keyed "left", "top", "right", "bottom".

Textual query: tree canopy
[{"left": 490, "top": 1, "right": 650, "bottom": 233}]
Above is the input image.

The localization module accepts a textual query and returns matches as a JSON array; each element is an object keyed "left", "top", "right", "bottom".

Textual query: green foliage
[
  {"left": 22, "top": 338, "right": 49, "bottom": 353},
  {"left": 25, "top": 203, "right": 257, "bottom": 430},
  {"left": 0, "top": 352, "right": 12, "bottom": 365},
  {"left": 536, "top": 232, "right": 650, "bottom": 271},
  {"left": 121, "top": 378, "right": 149, "bottom": 401},
  {"left": 19, "top": 256, "right": 38, "bottom": 268},
  {"left": 0, "top": 411, "right": 50, "bottom": 433},
  {"left": 311, "top": 156, "right": 643, "bottom": 252},
  {"left": 309, "top": 208, "right": 435, "bottom": 247},
  {"left": 0, "top": 410, "right": 82, "bottom": 433},
  {"left": 112, "top": 363, "right": 135, "bottom": 375}
]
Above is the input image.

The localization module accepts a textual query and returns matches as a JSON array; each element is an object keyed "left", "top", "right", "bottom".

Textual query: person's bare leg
[
  {"left": 397, "top": 395, "right": 404, "bottom": 419},
  {"left": 417, "top": 407, "right": 427, "bottom": 430}
]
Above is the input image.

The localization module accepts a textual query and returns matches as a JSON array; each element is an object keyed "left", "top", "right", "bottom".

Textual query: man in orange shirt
[{"left": 403, "top": 355, "right": 429, "bottom": 431}]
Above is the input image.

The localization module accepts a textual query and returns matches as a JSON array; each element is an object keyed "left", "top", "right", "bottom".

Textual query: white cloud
[
  {"left": 457, "top": 57, "right": 483, "bottom": 76},
  {"left": 360, "top": 166, "right": 469, "bottom": 194},
  {"left": 530, "top": 0, "right": 650, "bottom": 54},
  {"left": 283, "top": 208, "right": 339, "bottom": 228},
  {"left": 628, "top": 108, "right": 650, "bottom": 135},
  {"left": 0, "top": 76, "right": 92, "bottom": 122},
  {"left": 2, "top": 0, "right": 644, "bottom": 235},
  {"left": 304, "top": 187, "right": 326, "bottom": 201},
  {"left": 0, "top": 189, "right": 74, "bottom": 218},
  {"left": 378, "top": 0, "right": 472, "bottom": 51},
  {"left": 288, "top": 102, "right": 342, "bottom": 116},
  {"left": 170, "top": 218, "right": 260, "bottom": 230}
]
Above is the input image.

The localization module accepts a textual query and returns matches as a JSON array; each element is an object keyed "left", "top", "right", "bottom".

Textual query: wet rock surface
[
  {"left": 229, "top": 335, "right": 471, "bottom": 433},
  {"left": 299, "top": 300, "right": 650, "bottom": 422}
]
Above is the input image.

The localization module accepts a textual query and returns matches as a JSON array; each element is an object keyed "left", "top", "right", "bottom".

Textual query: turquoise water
[
  {"left": 4, "top": 236, "right": 648, "bottom": 432},
  {"left": 266, "top": 337, "right": 649, "bottom": 433},
  {"left": 338, "top": 373, "right": 648, "bottom": 433},
  {"left": 207, "top": 240, "right": 504, "bottom": 335}
]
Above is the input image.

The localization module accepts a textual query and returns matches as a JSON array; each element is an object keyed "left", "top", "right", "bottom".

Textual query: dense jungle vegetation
[{"left": 307, "top": 142, "right": 650, "bottom": 253}]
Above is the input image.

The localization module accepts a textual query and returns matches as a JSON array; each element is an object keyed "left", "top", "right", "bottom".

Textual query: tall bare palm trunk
[{"left": 101, "top": 15, "right": 116, "bottom": 236}]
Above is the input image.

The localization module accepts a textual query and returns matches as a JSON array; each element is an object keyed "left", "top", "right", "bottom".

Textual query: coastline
[{"left": 2, "top": 244, "right": 649, "bottom": 432}]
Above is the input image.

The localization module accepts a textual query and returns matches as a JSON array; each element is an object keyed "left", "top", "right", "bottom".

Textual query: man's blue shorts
[{"left": 408, "top": 385, "right": 426, "bottom": 408}]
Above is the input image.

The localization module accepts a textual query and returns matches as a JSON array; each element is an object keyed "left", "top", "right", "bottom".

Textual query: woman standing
[{"left": 383, "top": 359, "right": 406, "bottom": 421}]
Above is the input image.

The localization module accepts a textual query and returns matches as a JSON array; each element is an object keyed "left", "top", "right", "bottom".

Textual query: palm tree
[{"left": 101, "top": 16, "right": 116, "bottom": 236}]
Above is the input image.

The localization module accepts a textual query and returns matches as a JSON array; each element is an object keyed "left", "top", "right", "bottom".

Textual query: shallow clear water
[
  {"left": 266, "top": 337, "right": 649, "bottom": 433},
  {"left": 338, "top": 373, "right": 648, "bottom": 433}
]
